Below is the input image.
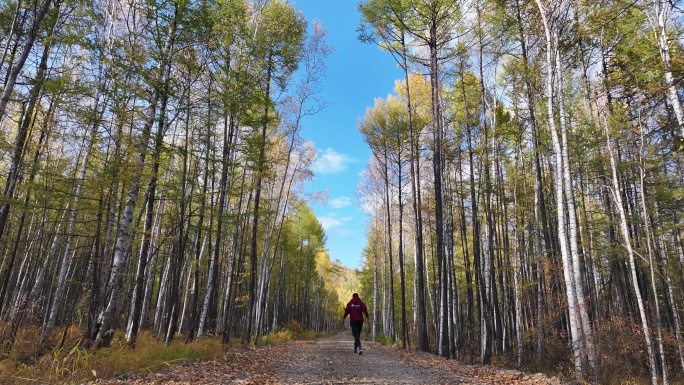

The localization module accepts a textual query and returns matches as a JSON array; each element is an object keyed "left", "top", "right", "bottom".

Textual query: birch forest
[
  {"left": 0, "top": 0, "right": 342, "bottom": 363},
  {"left": 1, "top": 0, "right": 684, "bottom": 383},
  {"left": 356, "top": 0, "right": 684, "bottom": 383}
]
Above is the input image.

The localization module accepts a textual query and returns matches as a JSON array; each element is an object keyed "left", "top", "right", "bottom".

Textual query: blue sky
[{"left": 293, "top": 1, "right": 404, "bottom": 269}]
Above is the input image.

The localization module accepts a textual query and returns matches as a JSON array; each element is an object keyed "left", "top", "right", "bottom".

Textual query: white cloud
[
  {"left": 329, "top": 196, "right": 353, "bottom": 208},
  {"left": 318, "top": 215, "right": 343, "bottom": 230},
  {"left": 318, "top": 212, "right": 352, "bottom": 231},
  {"left": 311, "top": 148, "right": 354, "bottom": 174}
]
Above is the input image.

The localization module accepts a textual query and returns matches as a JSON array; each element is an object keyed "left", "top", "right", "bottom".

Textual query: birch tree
[{"left": 244, "top": 0, "right": 305, "bottom": 343}]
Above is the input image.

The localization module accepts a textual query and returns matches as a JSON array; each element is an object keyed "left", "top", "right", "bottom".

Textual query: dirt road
[
  {"left": 272, "top": 332, "right": 470, "bottom": 384},
  {"left": 96, "top": 332, "right": 562, "bottom": 384}
]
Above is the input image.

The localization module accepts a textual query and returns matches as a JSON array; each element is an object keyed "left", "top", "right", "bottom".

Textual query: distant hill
[{"left": 328, "top": 261, "right": 358, "bottom": 308}]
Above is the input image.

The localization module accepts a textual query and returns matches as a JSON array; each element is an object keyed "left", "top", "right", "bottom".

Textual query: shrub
[
  {"left": 595, "top": 316, "right": 653, "bottom": 383},
  {"left": 293, "top": 329, "right": 320, "bottom": 340},
  {"left": 284, "top": 320, "right": 303, "bottom": 333},
  {"left": 259, "top": 330, "right": 292, "bottom": 346},
  {"left": 375, "top": 332, "right": 392, "bottom": 346}
]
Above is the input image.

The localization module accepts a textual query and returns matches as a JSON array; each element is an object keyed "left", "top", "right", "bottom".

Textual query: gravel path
[
  {"left": 91, "top": 332, "right": 563, "bottom": 384},
  {"left": 272, "top": 332, "right": 472, "bottom": 384}
]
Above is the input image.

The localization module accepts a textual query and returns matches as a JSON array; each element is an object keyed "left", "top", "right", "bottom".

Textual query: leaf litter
[{"left": 87, "top": 332, "right": 564, "bottom": 384}]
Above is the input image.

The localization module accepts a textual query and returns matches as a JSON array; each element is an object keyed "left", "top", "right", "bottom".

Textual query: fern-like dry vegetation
[
  {"left": 0, "top": 326, "right": 233, "bottom": 384},
  {"left": 0, "top": 321, "right": 338, "bottom": 385}
]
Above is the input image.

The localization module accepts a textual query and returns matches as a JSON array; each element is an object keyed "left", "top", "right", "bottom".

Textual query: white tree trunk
[
  {"left": 412, "top": 238, "right": 418, "bottom": 329},
  {"left": 126, "top": 199, "right": 163, "bottom": 340},
  {"left": 556, "top": 44, "right": 597, "bottom": 374},
  {"left": 126, "top": 225, "right": 148, "bottom": 338},
  {"left": 660, "top": 235, "right": 684, "bottom": 371},
  {"left": 653, "top": 0, "right": 684, "bottom": 135},
  {"left": 29, "top": 214, "right": 64, "bottom": 310},
  {"left": 534, "top": 0, "right": 584, "bottom": 376},
  {"left": 0, "top": 0, "right": 51, "bottom": 123},
  {"left": 41, "top": 115, "right": 99, "bottom": 343},
  {"left": 154, "top": 257, "right": 171, "bottom": 332},
  {"left": 638, "top": 121, "right": 670, "bottom": 383},
  {"left": 254, "top": 150, "right": 296, "bottom": 336},
  {"left": 140, "top": 199, "right": 164, "bottom": 331},
  {"left": 381, "top": 223, "right": 387, "bottom": 334},
  {"left": 604, "top": 115, "right": 659, "bottom": 385},
  {"left": 513, "top": 150, "right": 523, "bottom": 367},
  {"left": 373, "top": 224, "right": 378, "bottom": 341},
  {"left": 197, "top": 229, "right": 219, "bottom": 339},
  {"left": 94, "top": 94, "right": 159, "bottom": 348},
  {"left": 11, "top": 214, "right": 37, "bottom": 313}
]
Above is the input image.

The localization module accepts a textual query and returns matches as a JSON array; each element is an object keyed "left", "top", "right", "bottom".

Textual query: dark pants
[{"left": 350, "top": 320, "right": 363, "bottom": 351}]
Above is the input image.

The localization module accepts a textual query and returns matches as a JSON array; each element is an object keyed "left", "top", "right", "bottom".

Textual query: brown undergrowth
[{"left": 0, "top": 322, "right": 321, "bottom": 385}]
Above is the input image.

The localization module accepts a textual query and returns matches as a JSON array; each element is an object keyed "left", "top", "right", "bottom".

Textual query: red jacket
[{"left": 344, "top": 297, "right": 369, "bottom": 322}]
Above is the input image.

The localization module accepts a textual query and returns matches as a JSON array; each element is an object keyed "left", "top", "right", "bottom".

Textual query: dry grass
[
  {"left": 0, "top": 327, "right": 225, "bottom": 384},
  {"left": 0, "top": 323, "right": 328, "bottom": 384},
  {"left": 258, "top": 322, "right": 329, "bottom": 347}
]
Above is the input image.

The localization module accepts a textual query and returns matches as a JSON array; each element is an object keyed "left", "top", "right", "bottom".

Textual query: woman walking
[{"left": 342, "top": 293, "right": 369, "bottom": 354}]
